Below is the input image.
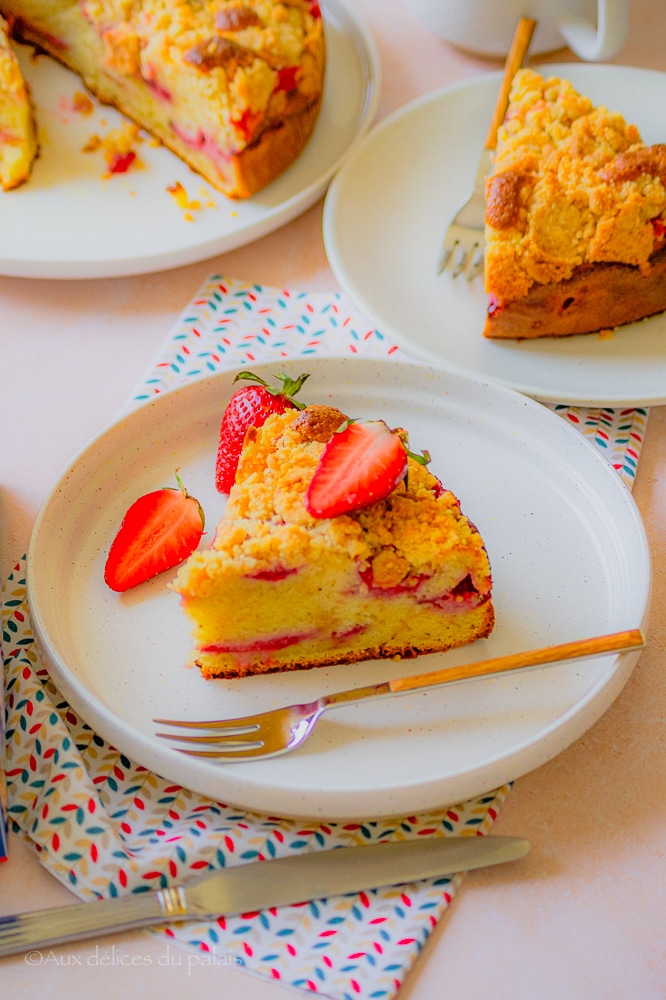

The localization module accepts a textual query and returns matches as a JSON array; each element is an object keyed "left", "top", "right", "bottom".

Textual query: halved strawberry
[
  {"left": 215, "top": 370, "right": 309, "bottom": 494},
  {"left": 304, "top": 420, "right": 410, "bottom": 519},
  {"left": 104, "top": 472, "right": 205, "bottom": 592}
]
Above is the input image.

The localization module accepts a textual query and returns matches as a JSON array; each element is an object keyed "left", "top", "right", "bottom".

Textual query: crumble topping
[
  {"left": 184, "top": 406, "right": 491, "bottom": 597},
  {"left": 79, "top": 0, "right": 323, "bottom": 134}
]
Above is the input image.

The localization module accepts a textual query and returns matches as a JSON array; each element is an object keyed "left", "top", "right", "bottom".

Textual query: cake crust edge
[{"left": 484, "top": 245, "right": 666, "bottom": 339}]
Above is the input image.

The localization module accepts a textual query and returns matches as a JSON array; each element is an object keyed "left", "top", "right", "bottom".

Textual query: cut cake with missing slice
[
  {"left": 484, "top": 68, "right": 666, "bottom": 339},
  {"left": 172, "top": 404, "right": 494, "bottom": 680},
  {"left": 0, "top": 0, "right": 325, "bottom": 198}
]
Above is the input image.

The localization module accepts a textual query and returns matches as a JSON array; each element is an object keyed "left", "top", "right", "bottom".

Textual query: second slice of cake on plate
[
  {"left": 484, "top": 68, "right": 666, "bottom": 339},
  {"left": 172, "top": 402, "right": 494, "bottom": 680}
]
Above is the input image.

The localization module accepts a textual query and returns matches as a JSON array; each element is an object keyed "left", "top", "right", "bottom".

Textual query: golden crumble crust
[
  {"left": 485, "top": 69, "right": 666, "bottom": 304},
  {"left": 194, "top": 406, "right": 492, "bottom": 597}
]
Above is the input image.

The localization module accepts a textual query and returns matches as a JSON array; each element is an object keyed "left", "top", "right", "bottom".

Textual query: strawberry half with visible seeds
[
  {"left": 305, "top": 420, "right": 411, "bottom": 518},
  {"left": 104, "top": 472, "right": 205, "bottom": 592},
  {"left": 215, "top": 370, "right": 309, "bottom": 493}
]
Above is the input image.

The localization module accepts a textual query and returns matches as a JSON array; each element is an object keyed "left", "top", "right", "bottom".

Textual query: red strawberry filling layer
[
  {"left": 200, "top": 630, "right": 317, "bottom": 655},
  {"left": 418, "top": 574, "right": 489, "bottom": 611},
  {"left": 171, "top": 122, "right": 234, "bottom": 165},
  {"left": 275, "top": 66, "right": 300, "bottom": 94},
  {"left": 248, "top": 567, "right": 298, "bottom": 581},
  {"left": 652, "top": 216, "right": 666, "bottom": 251},
  {"left": 232, "top": 107, "right": 263, "bottom": 143},
  {"left": 358, "top": 567, "right": 485, "bottom": 609},
  {"left": 332, "top": 624, "right": 367, "bottom": 641},
  {"left": 143, "top": 72, "right": 173, "bottom": 103}
]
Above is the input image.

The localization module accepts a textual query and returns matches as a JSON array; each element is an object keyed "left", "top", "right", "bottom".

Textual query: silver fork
[
  {"left": 437, "top": 17, "right": 536, "bottom": 278},
  {"left": 155, "top": 629, "right": 644, "bottom": 761}
]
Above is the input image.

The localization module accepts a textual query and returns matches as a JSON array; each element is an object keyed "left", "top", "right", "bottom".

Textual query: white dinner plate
[
  {"left": 2, "top": 0, "right": 379, "bottom": 279},
  {"left": 27, "top": 358, "right": 650, "bottom": 820},
  {"left": 323, "top": 64, "right": 666, "bottom": 407}
]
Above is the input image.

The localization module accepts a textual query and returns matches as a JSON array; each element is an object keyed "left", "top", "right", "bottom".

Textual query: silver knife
[{"left": 0, "top": 836, "right": 528, "bottom": 957}]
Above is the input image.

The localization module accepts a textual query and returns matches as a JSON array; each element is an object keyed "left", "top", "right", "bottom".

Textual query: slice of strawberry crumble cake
[
  {"left": 484, "top": 68, "right": 666, "bottom": 338},
  {"left": 172, "top": 402, "right": 494, "bottom": 679}
]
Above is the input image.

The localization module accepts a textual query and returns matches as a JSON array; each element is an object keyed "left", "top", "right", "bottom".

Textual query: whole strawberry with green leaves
[{"left": 215, "top": 370, "right": 310, "bottom": 493}]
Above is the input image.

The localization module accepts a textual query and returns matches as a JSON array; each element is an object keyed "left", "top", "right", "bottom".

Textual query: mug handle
[{"left": 559, "top": 0, "right": 629, "bottom": 61}]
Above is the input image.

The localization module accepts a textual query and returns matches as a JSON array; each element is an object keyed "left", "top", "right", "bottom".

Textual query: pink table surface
[{"left": 1, "top": 1, "right": 665, "bottom": 997}]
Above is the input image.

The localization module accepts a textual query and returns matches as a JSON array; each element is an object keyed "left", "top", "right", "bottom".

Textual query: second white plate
[
  {"left": 27, "top": 358, "right": 650, "bottom": 820},
  {"left": 323, "top": 64, "right": 666, "bottom": 406}
]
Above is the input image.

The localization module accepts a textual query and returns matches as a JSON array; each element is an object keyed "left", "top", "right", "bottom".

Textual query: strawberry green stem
[{"left": 232, "top": 370, "right": 310, "bottom": 409}]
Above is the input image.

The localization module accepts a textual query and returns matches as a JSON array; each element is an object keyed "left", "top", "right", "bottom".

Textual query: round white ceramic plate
[
  {"left": 27, "top": 358, "right": 650, "bottom": 820},
  {"left": 2, "top": 0, "right": 379, "bottom": 279},
  {"left": 323, "top": 64, "right": 666, "bottom": 407}
]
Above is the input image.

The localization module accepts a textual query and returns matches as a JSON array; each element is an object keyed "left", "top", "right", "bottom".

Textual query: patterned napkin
[{"left": 2, "top": 275, "right": 648, "bottom": 999}]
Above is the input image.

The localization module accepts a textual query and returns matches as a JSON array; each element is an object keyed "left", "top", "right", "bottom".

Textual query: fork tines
[
  {"left": 155, "top": 717, "right": 264, "bottom": 755},
  {"left": 436, "top": 147, "right": 489, "bottom": 280},
  {"left": 438, "top": 230, "right": 484, "bottom": 280}
]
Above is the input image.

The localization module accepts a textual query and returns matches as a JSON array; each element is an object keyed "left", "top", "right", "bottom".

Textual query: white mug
[{"left": 407, "top": 0, "right": 629, "bottom": 61}]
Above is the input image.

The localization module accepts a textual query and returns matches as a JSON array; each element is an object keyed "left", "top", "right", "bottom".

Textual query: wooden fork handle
[
  {"left": 389, "top": 628, "right": 645, "bottom": 694},
  {"left": 485, "top": 16, "right": 536, "bottom": 150}
]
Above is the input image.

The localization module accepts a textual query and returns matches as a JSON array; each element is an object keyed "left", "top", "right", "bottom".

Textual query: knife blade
[{"left": 0, "top": 836, "right": 529, "bottom": 957}]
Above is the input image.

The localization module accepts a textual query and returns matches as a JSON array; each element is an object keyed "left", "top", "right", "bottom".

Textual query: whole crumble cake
[{"left": 484, "top": 68, "right": 666, "bottom": 339}]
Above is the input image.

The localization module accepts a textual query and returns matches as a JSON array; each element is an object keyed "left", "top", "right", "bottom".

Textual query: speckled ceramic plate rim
[{"left": 26, "top": 358, "right": 651, "bottom": 820}]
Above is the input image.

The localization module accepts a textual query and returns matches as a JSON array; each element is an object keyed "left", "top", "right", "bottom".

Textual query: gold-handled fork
[
  {"left": 155, "top": 629, "right": 645, "bottom": 761},
  {"left": 437, "top": 16, "right": 536, "bottom": 278}
]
